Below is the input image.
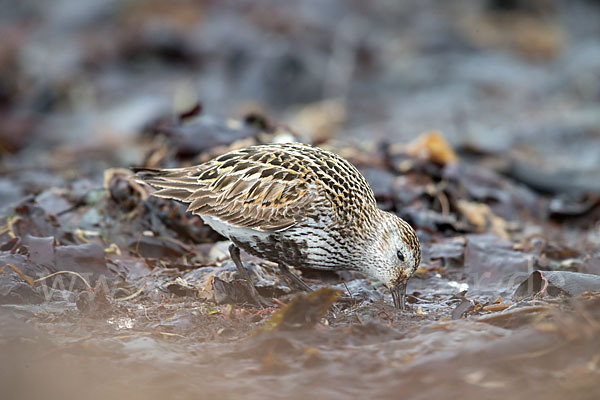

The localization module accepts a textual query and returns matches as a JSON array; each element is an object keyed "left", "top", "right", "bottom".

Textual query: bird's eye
[{"left": 397, "top": 251, "right": 405, "bottom": 262}]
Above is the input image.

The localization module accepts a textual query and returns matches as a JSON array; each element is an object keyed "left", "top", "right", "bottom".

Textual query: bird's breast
[{"left": 200, "top": 214, "right": 355, "bottom": 271}]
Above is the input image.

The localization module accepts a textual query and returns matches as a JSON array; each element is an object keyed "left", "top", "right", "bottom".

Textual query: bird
[{"left": 133, "top": 142, "right": 421, "bottom": 309}]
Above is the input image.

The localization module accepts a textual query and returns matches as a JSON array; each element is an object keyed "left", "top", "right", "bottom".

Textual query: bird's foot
[
  {"left": 228, "top": 244, "right": 272, "bottom": 308},
  {"left": 278, "top": 263, "right": 313, "bottom": 292}
]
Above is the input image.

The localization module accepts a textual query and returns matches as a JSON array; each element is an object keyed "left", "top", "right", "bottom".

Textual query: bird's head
[{"left": 359, "top": 210, "right": 421, "bottom": 309}]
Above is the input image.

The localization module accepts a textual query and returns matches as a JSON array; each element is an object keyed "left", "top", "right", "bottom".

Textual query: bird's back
[{"left": 134, "top": 143, "right": 377, "bottom": 231}]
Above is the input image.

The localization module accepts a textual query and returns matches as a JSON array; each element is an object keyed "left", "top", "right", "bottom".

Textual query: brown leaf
[
  {"left": 253, "top": 288, "right": 341, "bottom": 333},
  {"left": 405, "top": 131, "right": 458, "bottom": 165},
  {"left": 483, "top": 303, "right": 512, "bottom": 312}
]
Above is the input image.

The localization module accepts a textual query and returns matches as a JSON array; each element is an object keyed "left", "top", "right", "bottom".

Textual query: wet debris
[
  {"left": 513, "top": 270, "right": 600, "bottom": 299},
  {"left": 213, "top": 275, "right": 266, "bottom": 307},
  {"left": 76, "top": 282, "right": 112, "bottom": 317},
  {"left": 254, "top": 288, "right": 341, "bottom": 333},
  {"left": 475, "top": 306, "right": 552, "bottom": 330},
  {"left": 144, "top": 110, "right": 289, "bottom": 162},
  {"left": 424, "top": 236, "right": 466, "bottom": 268},
  {"left": 451, "top": 296, "right": 476, "bottom": 320},
  {"left": 166, "top": 277, "right": 199, "bottom": 298},
  {"left": 0, "top": 259, "right": 45, "bottom": 304},
  {"left": 464, "top": 233, "right": 536, "bottom": 296}
]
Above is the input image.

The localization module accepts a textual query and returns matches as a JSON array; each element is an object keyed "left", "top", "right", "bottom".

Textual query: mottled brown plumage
[{"left": 134, "top": 142, "right": 420, "bottom": 308}]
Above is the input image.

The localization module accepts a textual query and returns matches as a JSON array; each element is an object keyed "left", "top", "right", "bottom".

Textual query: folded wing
[{"left": 133, "top": 147, "right": 318, "bottom": 232}]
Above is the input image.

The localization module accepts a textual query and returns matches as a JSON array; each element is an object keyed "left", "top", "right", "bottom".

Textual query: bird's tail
[
  {"left": 131, "top": 167, "right": 170, "bottom": 180},
  {"left": 131, "top": 167, "right": 199, "bottom": 202}
]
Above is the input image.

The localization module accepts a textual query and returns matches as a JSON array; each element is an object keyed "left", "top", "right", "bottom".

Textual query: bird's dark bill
[{"left": 391, "top": 281, "right": 407, "bottom": 310}]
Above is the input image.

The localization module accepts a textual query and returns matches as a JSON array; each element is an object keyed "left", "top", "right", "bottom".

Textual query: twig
[
  {"left": 34, "top": 270, "right": 92, "bottom": 289},
  {"left": 436, "top": 190, "right": 450, "bottom": 216},
  {"left": 158, "top": 332, "right": 185, "bottom": 338},
  {"left": 115, "top": 284, "right": 147, "bottom": 301},
  {"left": 7, "top": 216, "right": 21, "bottom": 238},
  {"left": 342, "top": 281, "right": 355, "bottom": 308}
]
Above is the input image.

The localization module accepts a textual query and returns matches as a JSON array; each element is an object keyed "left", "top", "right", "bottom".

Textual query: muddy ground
[{"left": 1, "top": 1, "right": 600, "bottom": 399}]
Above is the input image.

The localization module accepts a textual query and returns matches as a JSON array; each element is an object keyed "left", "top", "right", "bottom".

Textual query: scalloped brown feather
[{"left": 133, "top": 143, "right": 376, "bottom": 232}]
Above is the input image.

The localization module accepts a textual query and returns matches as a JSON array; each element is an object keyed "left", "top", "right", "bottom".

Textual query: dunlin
[{"left": 134, "top": 143, "right": 420, "bottom": 308}]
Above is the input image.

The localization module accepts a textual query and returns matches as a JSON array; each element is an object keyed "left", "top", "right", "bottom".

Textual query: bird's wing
[{"left": 133, "top": 146, "right": 320, "bottom": 232}]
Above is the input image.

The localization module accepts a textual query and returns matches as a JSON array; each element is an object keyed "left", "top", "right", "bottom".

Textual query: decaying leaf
[
  {"left": 514, "top": 270, "right": 600, "bottom": 299},
  {"left": 253, "top": 288, "right": 341, "bottom": 333},
  {"left": 457, "top": 199, "right": 509, "bottom": 238},
  {"left": 405, "top": 130, "right": 458, "bottom": 165}
]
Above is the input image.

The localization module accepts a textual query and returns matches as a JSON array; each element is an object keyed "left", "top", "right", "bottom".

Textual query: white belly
[{"left": 200, "top": 215, "right": 271, "bottom": 243}]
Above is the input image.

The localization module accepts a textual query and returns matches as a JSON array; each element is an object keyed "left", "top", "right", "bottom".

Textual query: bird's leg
[
  {"left": 278, "top": 263, "right": 313, "bottom": 292},
  {"left": 228, "top": 244, "right": 271, "bottom": 307}
]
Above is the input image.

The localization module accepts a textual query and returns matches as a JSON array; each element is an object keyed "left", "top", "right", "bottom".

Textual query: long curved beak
[{"left": 390, "top": 281, "right": 407, "bottom": 310}]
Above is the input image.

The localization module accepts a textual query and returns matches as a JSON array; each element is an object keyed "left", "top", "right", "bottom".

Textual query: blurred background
[{"left": 1, "top": 0, "right": 599, "bottom": 190}]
